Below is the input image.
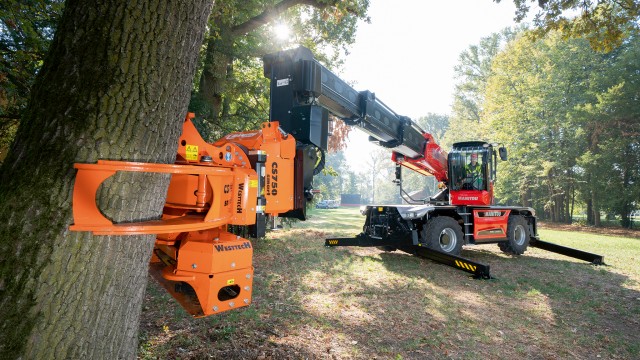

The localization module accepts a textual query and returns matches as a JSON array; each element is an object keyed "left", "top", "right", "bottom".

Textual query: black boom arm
[{"left": 263, "top": 46, "right": 427, "bottom": 159}]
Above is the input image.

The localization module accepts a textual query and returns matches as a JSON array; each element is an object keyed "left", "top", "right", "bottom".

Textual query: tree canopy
[
  {"left": 445, "top": 26, "right": 640, "bottom": 227},
  {"left": 498, "top": 0, "right": 640, "bottom": 51}
]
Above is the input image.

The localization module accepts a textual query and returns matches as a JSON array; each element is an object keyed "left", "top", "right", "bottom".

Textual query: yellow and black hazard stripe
[{"left": 454, "top": 260, "right": 477, "bottom": 272}]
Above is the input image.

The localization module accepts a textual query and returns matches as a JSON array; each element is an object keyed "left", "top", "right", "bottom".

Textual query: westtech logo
[{"left": 214, "top": 242, "right": 252, "bottom": 252}]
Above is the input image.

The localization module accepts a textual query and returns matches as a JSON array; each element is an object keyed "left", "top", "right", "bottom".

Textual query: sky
[{"left": 339, "top": 0, "right": 524, "bottom": 171}]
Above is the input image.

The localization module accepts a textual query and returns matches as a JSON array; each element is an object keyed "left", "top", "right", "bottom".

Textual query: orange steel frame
[{"left": 70, "top": 113, "right": 297, "bottom": 317}]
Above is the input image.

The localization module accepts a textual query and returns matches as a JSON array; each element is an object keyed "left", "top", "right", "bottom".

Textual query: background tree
[
  {"left": 416, "top": 112, "right": 450, "bottom": 143},
  {"left": 481, "top": 29, "right": 639, "bottom": 226},
  {"left": 573, "top": 34, "right": 640, "bottom": 227},
  {"left": 0, "top": 1, "right": 370, "bottom": 156},
  {"left": 484, "top": 32, "right": 598, "bottom": 221},
  {"left": 444, "top": 29, "right": 518, "bottom": 148},
  {"left": 190, "top": 0, "right": 370, "bottom": 139},
  {"left": 398, "top": 113, "right": 450, "bottom": 201},
  {"left": 499, "top": 0, "right": 640, "bottom": 51},
  {"left": 314, "top": 150, "right": 349, "bottom": 200},
  {"left": 0, "top": 1, "right": 212, "bottom": 358},
  {"left": 443, "top": 23, "right": 639, "bottom": 227},
  {"left": 0, "top": 0, "right": 64, "bottom": 162},
  {"left": 361, "top": 148, "right": 396, "bottom": 204}
]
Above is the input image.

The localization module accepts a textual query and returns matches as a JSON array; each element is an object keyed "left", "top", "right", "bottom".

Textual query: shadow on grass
[
  {"left": 368, "top": 243, "right": 640, "bottom": 358},
  {"left": 139, "top": 210, "right": 640, "bottom": 359}
]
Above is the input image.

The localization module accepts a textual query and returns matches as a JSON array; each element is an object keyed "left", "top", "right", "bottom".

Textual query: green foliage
[
  {"left": 445, "top": 28, "right": 520, "bottom": 149},
  {"left": 191, "top": 56, "right": 271, "bottom": 141},
  {"left": 484, "top": 32, "right": 603, "bottom": 220},
  {"left": 191, "top": 0, "right": 370, "bottom": 140},
  {"left": 314, "top": 151, "right": 348, "bottom": 201},
  {"left": 0, "top": 0, "right": 64, "bottom": 161},
  {"left": 452, "top": 27, "right": 640, "bottom": 226},
  {"left": 415, "top": 113, "right": 449, "bottom": 144},
  {"left": 501, "top": 0, "right": 640, "bottom": 51}
]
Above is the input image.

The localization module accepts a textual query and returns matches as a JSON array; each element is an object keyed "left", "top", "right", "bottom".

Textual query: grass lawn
[{"left": 139, "top": 207, "right": 640, "bottom": 359}]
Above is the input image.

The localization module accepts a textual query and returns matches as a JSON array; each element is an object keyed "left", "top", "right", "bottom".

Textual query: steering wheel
[{"left": 462, "top": 176, "right": 483, "bottom": 191}]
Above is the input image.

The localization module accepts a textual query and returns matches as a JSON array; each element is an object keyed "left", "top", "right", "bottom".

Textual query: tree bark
[
  {"left": 0, "top": 1, "right": 212, "bottom": 358},
  {"left": 197, "top": 21, "right": 234, "bottom": 124},
  {"left": 592, "top": 190, "right": 601, "bottom": 227},
  {"left": 586, "top": 197, "right": 594, "bottom": 225}
]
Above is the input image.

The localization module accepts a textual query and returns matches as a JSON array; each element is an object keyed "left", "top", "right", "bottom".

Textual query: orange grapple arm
[{"left": 70, "top": 113, "right": 296, "bottom": 317}]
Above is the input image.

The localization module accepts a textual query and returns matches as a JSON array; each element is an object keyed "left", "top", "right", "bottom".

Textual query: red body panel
[
  {"left": 473, "top": 209, "right": 511, "bottom": 240},
  {"left": 392, "top": 133, "right": 448, "bottom": 182},
  {"left": 450, "top": 190, "right": 492, "bottom": 206}
]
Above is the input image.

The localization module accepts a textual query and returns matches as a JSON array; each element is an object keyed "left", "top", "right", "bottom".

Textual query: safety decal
[
  {"left": 277, "top": 78, "right": 290, "bottom": 87},
  {"left": 227, "top": 279, "right": 235, "bottom": 285},
  {"left": 249, "top": 180, "right": 258, "bottom": 188},
  {"left": 185, "top": 145, "right": 198, "bottom": 161},
  {"left": 454, "top": 260, "right": 477, "bottom": 272},
  {"left": 327, "top": 239, "right": 339, "bottom": 245}
]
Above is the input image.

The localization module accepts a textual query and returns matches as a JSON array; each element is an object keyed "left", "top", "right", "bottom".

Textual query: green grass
[
  {"left": 294, "top": 206, "right": 366, "bottom": 234},
  {"left": 538, "top": 228, "right": 640, "bottom": 276},
  {"left": 139, "top": 207, "right": 640, "bottom": 359}
]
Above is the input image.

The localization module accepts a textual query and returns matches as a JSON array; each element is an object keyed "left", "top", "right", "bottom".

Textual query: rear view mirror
[{"left": 499, "top": 147, "right": 508, "bottom": 161}]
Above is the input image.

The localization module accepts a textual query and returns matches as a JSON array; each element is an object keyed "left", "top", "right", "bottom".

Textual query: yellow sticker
[
  {"left": 249, "top": 180, "right": 258, "bottom": 188},
  {"left": 185, "top": 145, "right": 198, "bottom": 161},
  {"left": 226, "top": 279, "right": 235, "bottom": 285}
]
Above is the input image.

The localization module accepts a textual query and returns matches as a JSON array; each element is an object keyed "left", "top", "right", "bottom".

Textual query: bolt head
[
  {"left": 231, "top": 262, "right": 236, "bottom": 268},
  {"left": 244, "top": 299, "right": 249, "bottom": 304},
  {"left": 192, "top": 263, "right": 197, "bottom": 269},
  {"left": 246, "top": 274, "right": 251, "bottom": 279},
  {"left": 229, "top": 302, "right": 235, "bottom": 308},
  {"left": 213, "top": 306, "right": 219, "bottom": 312}
]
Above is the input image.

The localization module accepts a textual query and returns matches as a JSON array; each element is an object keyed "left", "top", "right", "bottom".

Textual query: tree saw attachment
[{"left": 70, "top": 113, "right": 304, "bottom": 317}]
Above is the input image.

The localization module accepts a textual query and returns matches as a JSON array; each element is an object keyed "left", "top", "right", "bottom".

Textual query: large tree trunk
[
  {"left": 592, "top": 190, "right": 601, "bottom": 227},
  {"left": 0, "top": 1, "right": 212, "bottom": 358},
  {"left": 197, "top": 20, "right": 234, "bottom": 125}
]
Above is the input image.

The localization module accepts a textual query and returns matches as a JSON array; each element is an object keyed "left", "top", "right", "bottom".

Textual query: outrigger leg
[
  {"left": 326, "top": 234, "right": 492, "bottom": 279},
  {"left": 530, "top": 238, "right": 604, "bottom": 265}
]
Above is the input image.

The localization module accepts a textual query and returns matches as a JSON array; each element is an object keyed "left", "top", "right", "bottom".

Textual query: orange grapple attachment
[
  {"left": 69, "top": 113, "right": 299, "bottom": 317},
  {"left": 151, "top": 228, "right": 254, "bottom": 317},
  {"left": 70, "top": 161, "right": 258, "bottom": 235}
]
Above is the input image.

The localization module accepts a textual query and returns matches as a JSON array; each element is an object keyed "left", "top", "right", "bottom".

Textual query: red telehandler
[{"left": 70, "top": 47, "right": 603, "bottom": 317}]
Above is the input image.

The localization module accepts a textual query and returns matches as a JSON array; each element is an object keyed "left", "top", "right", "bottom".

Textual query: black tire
[
  {"left": 498, "top": 215, "right": 530, "bottom": 255},
  {"left": 422, "top": 217, "right": 464, "bottom": 256}
]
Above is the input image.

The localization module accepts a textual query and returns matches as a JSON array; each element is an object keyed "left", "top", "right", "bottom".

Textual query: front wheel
[
  {"left": 498, "top": 215, "right": 530, "bottom": 255},
  {"left": 422, "top": 217, "right": 464, "bottom": 256}
]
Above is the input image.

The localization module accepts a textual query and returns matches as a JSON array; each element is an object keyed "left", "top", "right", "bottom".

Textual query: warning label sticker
[{"left": 186, "top": 145, "right": 198, "bottom": 161}]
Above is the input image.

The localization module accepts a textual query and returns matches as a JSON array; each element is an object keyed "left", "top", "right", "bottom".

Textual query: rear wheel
[
  {"left": 422, "top": 217, "right": 464, "bottom": 256},
  {"left": 498, "top": 215, "right": 530, "bottom": 255}
]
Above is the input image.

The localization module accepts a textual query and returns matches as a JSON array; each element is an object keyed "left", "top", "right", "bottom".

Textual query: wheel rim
[
  {"left": 514, "top": 224, "right": 526, "bottom": 246},
  {"left": 439, "top": 228, "right": 457, "bottom": 253}
]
